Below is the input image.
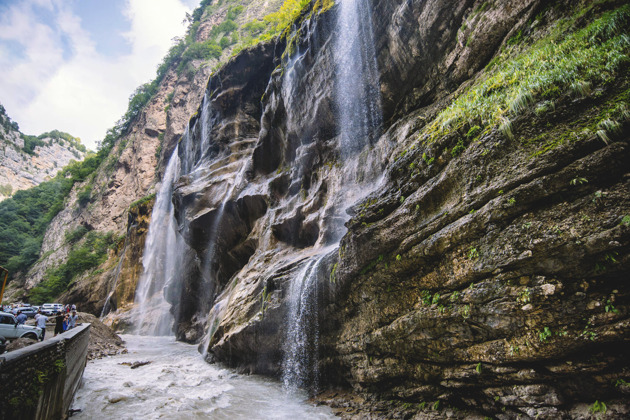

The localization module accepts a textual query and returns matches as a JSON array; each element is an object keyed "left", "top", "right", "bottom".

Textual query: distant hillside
[{"left": 0, "top": 104, "right": 87, "bottom": 201}]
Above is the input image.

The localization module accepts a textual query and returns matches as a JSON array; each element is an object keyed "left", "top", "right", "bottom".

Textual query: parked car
[
  {"left": 41, "top": 303, "right": 63, "bottom": 316},
  {"left": 12, "top": 307, "right": 38, "bottom": 318},
  {"left": 0, "top": 312, "right": 42, "bottom": 340}
]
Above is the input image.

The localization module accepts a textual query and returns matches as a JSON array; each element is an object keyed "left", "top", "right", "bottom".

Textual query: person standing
[
  {"left": 69, "top": 311, "right": 78, "bottom": 329},
  {"left": 36, "top": 311, "right": 48, "bottom": 341},
  {"left": 54, "top": 311, "right": 64, "bottom": 336},
  {"left": 16, "top": 310, "right": 27, "bottom": 325}
]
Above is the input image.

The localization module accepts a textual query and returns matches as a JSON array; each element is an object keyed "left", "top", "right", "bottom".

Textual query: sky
[{"left": 0, "top": 0, "right": 200, "bottom": 150}]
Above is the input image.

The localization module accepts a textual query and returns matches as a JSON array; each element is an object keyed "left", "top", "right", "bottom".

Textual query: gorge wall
[
  {"left": 0, "top": 106, "right": 86, "bottom": 202},
  {"left": 151, "top": 0, "right": 630, "bottom": 418},
  {"left": 9, "top": 0, "right": 627, "bottom": 418}
]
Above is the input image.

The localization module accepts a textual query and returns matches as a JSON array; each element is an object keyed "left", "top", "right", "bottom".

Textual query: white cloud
[
  {"left": 0, "top": 3, "right": 65, "bottom": 108},
  {"left": 0, "top": 0, "right": 193, "bottom": 150}
]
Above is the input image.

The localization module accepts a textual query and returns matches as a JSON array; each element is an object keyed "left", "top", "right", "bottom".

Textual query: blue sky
[{"left": 0, "top": 0, "right": 199, "bottom": 150}]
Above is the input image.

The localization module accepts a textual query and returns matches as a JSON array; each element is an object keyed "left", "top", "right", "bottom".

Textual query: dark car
[{"left": 14, "top": 307, "right": 38, "bottom": 318}]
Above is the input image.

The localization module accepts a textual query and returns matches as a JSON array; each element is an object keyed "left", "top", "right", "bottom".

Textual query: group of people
[
  {"left": 32, "top": 305, "right": 79, "bottom": 341},
  {"left": 53, "top": 310, "right": 78, "bottom": 337}
]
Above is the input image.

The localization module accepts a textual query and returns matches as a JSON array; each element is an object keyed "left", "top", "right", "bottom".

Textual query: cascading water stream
[
  {"left": 335, "top": 0, "right": 382, "bottom": 156},
  {"left": 133, "top": 145, "right": 181, "bottom": 336},
  {"left": 200, "top": 92, "right": 211, "bottom": 155},
  {"left": 282, "top": 0, "right": 383, "bottom": 392},
  {"left": 282, "top": 252, "right": 330, "bottom": 392},
  {"left": 100, "top": 239, "right": 128, "bottom": 318}
]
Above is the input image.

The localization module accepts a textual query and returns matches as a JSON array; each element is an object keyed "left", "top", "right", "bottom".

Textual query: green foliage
[
  {"left": 589, "top": 400, "right": 607, "bottom": 414},
  {"left": 570, "top": 177, "right": 588, "bottom": 185},
  {"left": 466, "top": 125, "right": 482, "bottom": 139},
  {"left": 53, "top": 359, "right": 65, "bottom": 373},
  {"left": 65, "top": 226, "right": 89, "bottom": 244},
  {"left": 517, "top": 288, "right": 531, "bottom": 303},
  {"left": 243, "top": 20, "right": 267, "bottom": 36},
  {"left": 233, "top": 0, "right": 319, "bottom": 55},
  {"left": 77, "top": 185, "right": 92, "bottom": 207},
  {"left": 329, "top": 262, "right": 338, "bottom": 283},
  {"left": 21, "top": 135, "right": 45, "bottom": 155},
  {"left": 37, "top": 130, "right": 86, "bottom": 152},
  {"left": 0, "top": 103, "right": 19, "bottom": 132},
  {"left": 0, "top": 148, "right": 107, "bottom": 278},
  {"left": 418, "top": 4, "right": 630, "bottom": 146},
  {"left": 539, "top": 326, "right": 552, "bottom": 342},
  {"left": 475, "top": 362, "right": 482, "bottom": 373},
  {"left": 422, "top": 152, "right": 434, "bottom": 165},
  {"left": 129, "top": 193, "right": 156, "bottom": 210},
  {"left": 431, "top": 293, "right": 441, "bottom": 305},
  {"left": 605, "top": 299, "right": 619, "bottom": 314},
  {"left": 622, "top": 215, "right": 630, "bottom": 226},
  {"left": 29, "top": 231, "right": 116, "bottom": 303},
  {"left": 0, "top": 183, "right": 13, "bottom": 197},
  {"left": 468, "top": 247, "right": 479, "bottom": 260},
  {"left": 451, "top": 139, "right": 466, "bottom": 157}
]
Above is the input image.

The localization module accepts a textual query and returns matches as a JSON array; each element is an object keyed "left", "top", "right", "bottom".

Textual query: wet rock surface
[{"left": 161, "top": 0, "right": 630, "bottom": 417}]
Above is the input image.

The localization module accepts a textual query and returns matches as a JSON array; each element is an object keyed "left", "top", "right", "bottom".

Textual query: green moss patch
[{"left": 418, "top": 4, "right": 630, "bottom": 146}]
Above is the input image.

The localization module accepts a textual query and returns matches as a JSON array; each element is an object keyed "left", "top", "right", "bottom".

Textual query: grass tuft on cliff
[{"left": 419, "top": 4, "right": 630, "bottom": 145}]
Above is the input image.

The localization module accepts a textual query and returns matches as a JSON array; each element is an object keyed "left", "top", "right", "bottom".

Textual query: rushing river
[{"left": 71, "top": 335, "right": 336, "bottom": 419}]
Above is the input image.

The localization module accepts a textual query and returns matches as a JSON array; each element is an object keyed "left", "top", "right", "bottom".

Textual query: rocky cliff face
[
  {"left": 7, "top": 0, "right": 293, "bottom": 313},
  {"left": 0, "top": 107, "right": 86, "bottom": 201},
  {"left": 158, "top": 0, "right": 629, "bottom": 417}
]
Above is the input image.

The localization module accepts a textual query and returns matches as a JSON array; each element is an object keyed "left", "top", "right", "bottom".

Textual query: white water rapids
[{"left": 71, "top": 336, "right": 335, "bottom": 419}]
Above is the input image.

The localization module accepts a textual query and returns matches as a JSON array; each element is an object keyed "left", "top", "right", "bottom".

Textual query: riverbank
[{"left": 15, "top": 312, "right": 124, "bottom": 359}]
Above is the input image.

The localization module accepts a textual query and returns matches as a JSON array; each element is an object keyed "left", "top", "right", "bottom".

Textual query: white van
[{"left": 41, "top": 303, "right": 63, "bottom": 316}]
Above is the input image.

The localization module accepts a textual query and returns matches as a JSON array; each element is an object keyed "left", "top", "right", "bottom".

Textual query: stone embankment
[{"left": 0, "top": 324, "right": 90, "bottom": 420}]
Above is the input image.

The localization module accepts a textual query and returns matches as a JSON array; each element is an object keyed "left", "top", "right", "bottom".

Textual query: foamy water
[{"left": 71, "top": 335, "right": 336, "bottom": 419}]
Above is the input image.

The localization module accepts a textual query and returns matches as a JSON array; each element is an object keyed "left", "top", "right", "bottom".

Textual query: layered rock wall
[{"left": 166, "top": 0, "right": 630, "bottom": 417}]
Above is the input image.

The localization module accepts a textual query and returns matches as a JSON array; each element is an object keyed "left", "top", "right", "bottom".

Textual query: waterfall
[
  {"left": 282, "top": 253, "right": 328, "bottom": 393},
  {"left": 281, "top": 0, "right": 383, "bottom": 392},
  {"left": 133, "top": 145, "right": 181, "bottom": 335},
  {"left": 335, "top": 0, "right": 382, "bottom": 156},
  {"left": 200, "top": 92, "right": 211, "bottom": 157},
  {"left": 100, "top": 239, "right": 128, "bottom": 318}
]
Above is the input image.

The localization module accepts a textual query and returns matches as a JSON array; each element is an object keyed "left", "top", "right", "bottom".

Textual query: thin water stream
[{"left": 72, "top": 335, "right": 335, "bottom": 419}]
